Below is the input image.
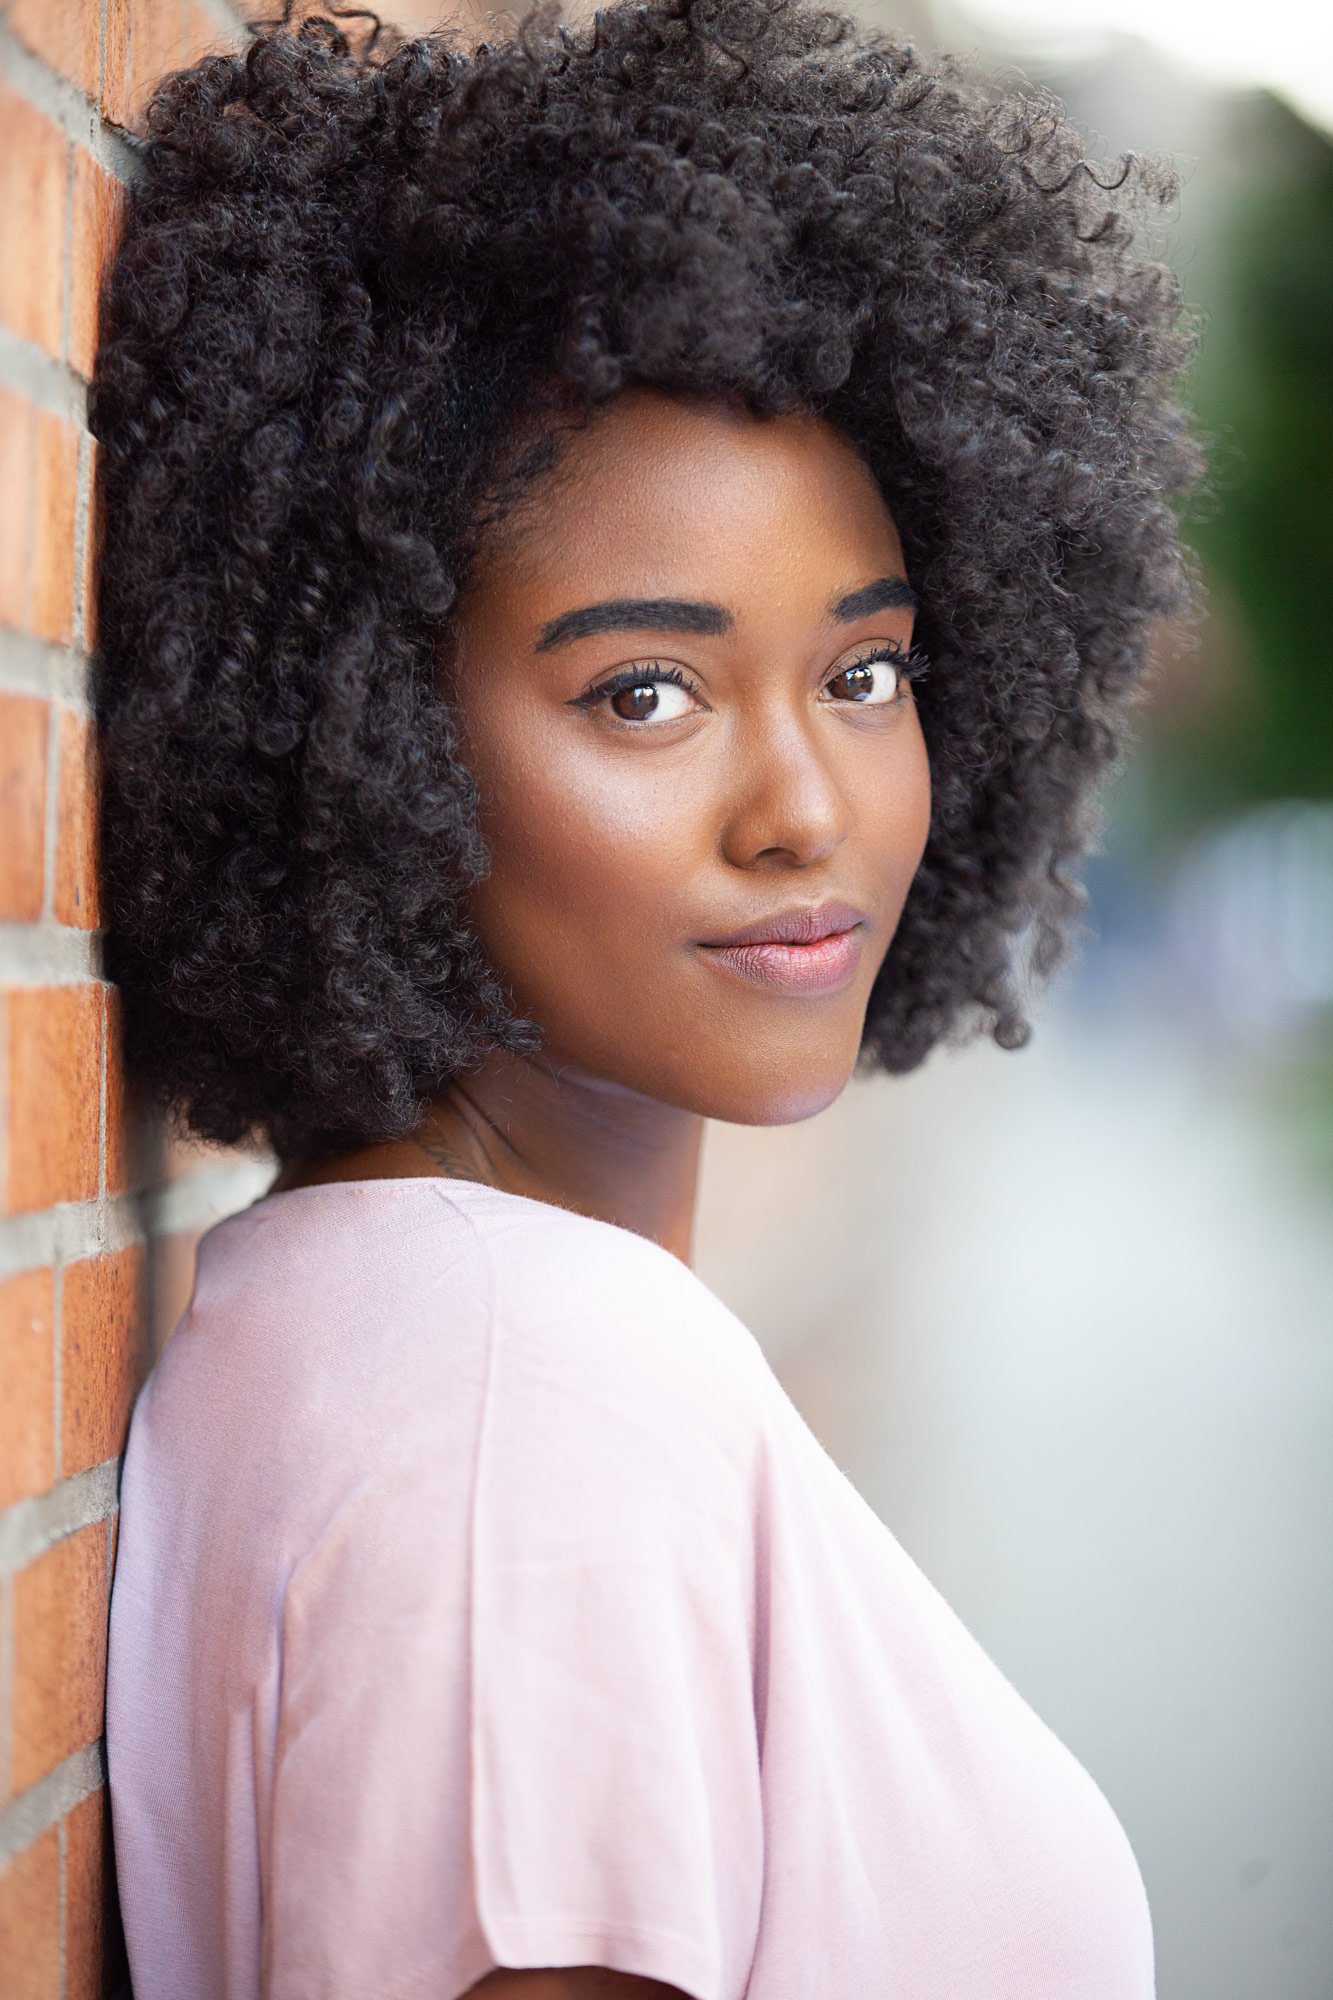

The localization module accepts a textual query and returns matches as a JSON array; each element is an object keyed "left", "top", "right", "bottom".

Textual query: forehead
[{"left": 463, "top": 389, "right": 906, "bottom": 631}]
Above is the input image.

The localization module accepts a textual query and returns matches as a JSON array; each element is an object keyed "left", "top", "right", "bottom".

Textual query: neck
[{"left": 269, "top": 1047, "right": 705, "bottom": 1265}]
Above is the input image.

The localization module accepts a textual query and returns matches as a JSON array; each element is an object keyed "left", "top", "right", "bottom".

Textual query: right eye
[
  {"left": 607, "top": 679, "right": 697, "bottom": 723},
  {"left": 572, "top": 663, "right": 705, "bottom": 726}
]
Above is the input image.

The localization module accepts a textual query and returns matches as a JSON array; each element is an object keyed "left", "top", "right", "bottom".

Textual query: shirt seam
[{"left": 438, "top": 1185, "right": 508, "bottom": 1972}]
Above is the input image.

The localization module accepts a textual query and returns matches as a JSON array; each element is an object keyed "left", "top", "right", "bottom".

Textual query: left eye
[{"left": 823, "top": 655, "right": 903, "bottom": 705}]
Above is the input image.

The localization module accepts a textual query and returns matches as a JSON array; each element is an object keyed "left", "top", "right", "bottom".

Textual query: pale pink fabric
[{"left": 107, "top": 1178, "right": 1155, "bottom": 2000}]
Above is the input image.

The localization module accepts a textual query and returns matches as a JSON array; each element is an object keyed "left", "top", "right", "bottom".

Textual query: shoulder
[
  {"left": 197, "top": 1176, "right": 741, "bottom": 1365},
  {"left": 446, "top": 1183, "right": 768, "bottom": 1486},
  {"left": 160, "top": 1178, "right": 766, "bottom": 1558},
  {"left": 278, "top": 1182, "right": 764, "bottom": 1634},
  {"left": 261, "top": 1192, "right": 766, "bottom": 2000}
]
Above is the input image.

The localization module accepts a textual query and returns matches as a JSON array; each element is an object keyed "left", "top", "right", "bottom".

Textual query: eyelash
[
  {"left": 841, "top": 643, "right": 932, "bottom": 698},
  {"left": 569, "top": 662, "right": 701, "bottom": 712},
  {"left": 572, "top": 645, "right": 931, "bottom": 717}
]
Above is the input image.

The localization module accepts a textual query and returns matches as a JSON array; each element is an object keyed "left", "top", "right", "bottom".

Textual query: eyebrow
[
  {"left": 830, "top": 575, "right": 918, "bottom": 620},
  {"left": 535, "top": 598, "right": 733, "bottom": 652},
  {"left": 533, "top": 573, "right": 917, "bottom": 653}
]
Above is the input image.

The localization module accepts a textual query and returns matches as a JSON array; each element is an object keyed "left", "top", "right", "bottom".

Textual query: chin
[{"left": 692, "top": 1059, "right": 857, "bottom": 1129}]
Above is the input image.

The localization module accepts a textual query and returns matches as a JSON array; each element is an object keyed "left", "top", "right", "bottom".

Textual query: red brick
[
  {"left": 0, "top": 386, "right": 33, "bottom": 630},
  {"left": 62, "top": 1245, "right": 149, "bottom": 1475},
  {"left": 30, "top": 411, "right": 79, "bottom": 646},
  {"left": 0, "top": 86, "right": 67, "bottom": 360},
  {"left": 0, "top": 692, "right": 48, "bottom": 922},
  {"left": 68, "top": 152, "right": 126, "bottom": 382},
  {"left": 0, "top": 1267, "right": 56, "bottom": 1509},
  {"left": 64, "top": 1784, "right": 129, "bottom": 2000},
  {"left": 151, "top": 1228, "right": 201, "bottom": 1354},
  {"left": 10, "top": 1520, "right": 109, "bottom": 1798},
  {"left": 54, "top": 705, "right": 102, "bottom": 929},
  {"left": 103, "top": 0, "right": 192, "bottom": 132},
  {"left": 2, "top": 985, "right": 102, "bottom": 1215},
  {"left": 0, "top": 1825, "right": 60, "bottom": 1999},
  {"left": 101, "top": 0, "right": 130, "bottom": 127},
  {"left": 4, "top": 0, "right": 100, "bottom": 98},
  {"left": 80, "top": 435, "right": 102, "bottom": 655}
]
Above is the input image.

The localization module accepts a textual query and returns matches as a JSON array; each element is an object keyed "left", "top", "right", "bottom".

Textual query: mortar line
[
  {"left": 0, "top": 922, "right": 102, "bottom": 986},
  {"left": 0, "top": 630, "right": 89, "bottom": 708},
  {"left": 0, "top": 1460, "right": 122, "bottom": 1579},
  {"left": 0, "top": 22, "right": 140, "bottom": 181},
  {"left": 0, "top": 1740, "right": 105, "bottom": 1868},
  {"left": 0, "top": 327, "right": 87, "bottom": 428}
]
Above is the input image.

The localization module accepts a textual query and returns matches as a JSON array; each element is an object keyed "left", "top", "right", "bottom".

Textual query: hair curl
[{"left": 91, "top": 0, "right": 1202, "bottom": 1159}]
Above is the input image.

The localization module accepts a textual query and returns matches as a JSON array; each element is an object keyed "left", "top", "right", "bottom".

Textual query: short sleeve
[{"left": 265, "top": 1215, "right": 766, "bottom": 2000}]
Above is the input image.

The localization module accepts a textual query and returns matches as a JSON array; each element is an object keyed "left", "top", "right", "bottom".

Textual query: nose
[{"left": 717, "top": 703, "right": 853, "bottom": 871}]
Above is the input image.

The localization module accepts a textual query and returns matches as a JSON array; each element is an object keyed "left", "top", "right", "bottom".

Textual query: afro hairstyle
[{"left": 90, "top": 0, "right": 1203, "bottom": 1158}]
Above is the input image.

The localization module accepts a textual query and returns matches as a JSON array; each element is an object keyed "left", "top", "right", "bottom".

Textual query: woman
[{"left": 96, "top": 1, "right": 1200, "bottom": 1994}]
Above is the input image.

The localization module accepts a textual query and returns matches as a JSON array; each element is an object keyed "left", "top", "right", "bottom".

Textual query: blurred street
[{"left": 697, "top": 962, "right": 1333, "bottom": 2000}]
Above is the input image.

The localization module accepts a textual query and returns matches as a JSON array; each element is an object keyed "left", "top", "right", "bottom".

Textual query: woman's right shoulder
[
  {"left": 187, "top": 1176, "right": 739, "bottom": 1355},
  {"left": 148, "top": 1177, "right": 767, "bottom": 1488}
]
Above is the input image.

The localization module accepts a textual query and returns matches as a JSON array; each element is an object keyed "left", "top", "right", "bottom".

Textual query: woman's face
[{"left": 447, "top": 388, "right": 932, "bottom": 1127}]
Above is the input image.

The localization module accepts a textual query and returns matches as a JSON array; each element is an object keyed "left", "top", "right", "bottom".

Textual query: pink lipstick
[{"left": 696, "top": 901, "right": 867, "bottom": 995}]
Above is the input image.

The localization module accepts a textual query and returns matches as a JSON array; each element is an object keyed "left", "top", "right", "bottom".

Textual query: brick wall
[{"left": 0, "top": 3, "right": 278, "bottom": 1991}]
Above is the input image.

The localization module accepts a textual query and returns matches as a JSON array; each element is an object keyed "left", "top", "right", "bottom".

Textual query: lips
[
  {"left": 696, "top": 901, "right": 867, "bottom": 995},
  {"left": 698, "top": 900, "right": 868, "bottom": 949}
]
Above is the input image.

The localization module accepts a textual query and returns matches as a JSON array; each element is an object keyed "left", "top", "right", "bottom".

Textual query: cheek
[
  {"left": 888, "top": 696, "right": 931, "bottom": 835},
  {"left": 847, "top": 708, "right": 933, "bottom": 930},
  {"left": 462, "top": 724, "right": 704, "bottom": 1029},
  {"left": 898, "top": 713, "right": 933, "bottom": 881},
  {"left": 458, "top": 690, "right": 934, "bottom": 1117}
]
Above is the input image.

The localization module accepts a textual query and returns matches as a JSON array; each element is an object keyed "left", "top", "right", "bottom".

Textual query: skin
[
  {"left": 467, "top": 1971, "right": 698, "bottom": 2000},
  {"left": 270, "top": 388, "right": 932, "bottom": 1266}
]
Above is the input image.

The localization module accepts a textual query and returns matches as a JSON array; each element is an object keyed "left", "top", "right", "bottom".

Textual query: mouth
[{"left": 695, "top": 900, "right": 868, "bottom": 996}]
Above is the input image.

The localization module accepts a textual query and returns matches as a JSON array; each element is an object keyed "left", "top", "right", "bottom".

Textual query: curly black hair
[{"left": 90, "top": 0, "right": 1202, "bottom": 1159}]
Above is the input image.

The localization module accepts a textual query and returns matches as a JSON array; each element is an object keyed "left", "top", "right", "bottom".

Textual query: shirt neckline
[{"left": 244, "top": 1172, "right": 692, "bottom": 1268}]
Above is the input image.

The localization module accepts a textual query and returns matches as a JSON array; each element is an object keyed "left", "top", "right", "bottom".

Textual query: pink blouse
[{"left": 106, "top": 1178, "right": 1155, "bottom": 1999}]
